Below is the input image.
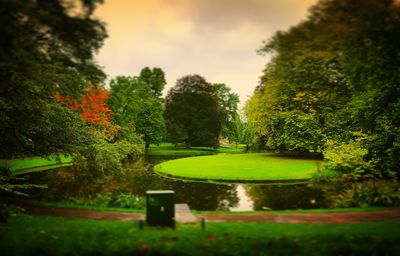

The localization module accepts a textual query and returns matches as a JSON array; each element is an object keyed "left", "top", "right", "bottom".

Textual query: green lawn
[
  {"left": 154, "top": 153, "right": 319, "bottom": 182},
  {"left": 1, "top": 215, "right": 399, "bottom": 255},
  {"left": 0, "top": 155, "right": 73, "bottom": 175}
]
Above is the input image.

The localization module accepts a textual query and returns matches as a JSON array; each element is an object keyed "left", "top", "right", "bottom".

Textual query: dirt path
[
  {"left": 18, "top": 204, "right": 400, "bottom": 224},
  {"left": 22, "top": 204, "right": 144, "bottom": 222},
  {"left": 197, "top": 210, "right": 400, "bottom": 224}
]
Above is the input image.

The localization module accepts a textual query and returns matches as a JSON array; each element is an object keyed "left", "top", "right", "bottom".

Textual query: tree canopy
[
  {"left": 164, "top": 75, "right": 223, "bottom": 147},
  {"left": 108, "top": 71, "right": 166, "bottom": 147},
  {"left": 245, "top": 0, "right": 400, "bottom": 179},
  {"left": 139, "top": 67, "right": 166, "bottom": 98},
  {"left": 212, "top": 83, "right": 241, "bottom": 145},
  {"left": 0, "top": 0, "right": 107, "bottom": 158}
]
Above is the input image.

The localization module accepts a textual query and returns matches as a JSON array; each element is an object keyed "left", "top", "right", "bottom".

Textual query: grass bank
[
  {"left": 0, "top": 155, "right": 73, "bottom": 175},
  {"left": 147, "top": 143, "right": 245, "bottom": 156},
  {"left": 154, "top": 153, "right": 319, "bottom": 182},
  {"left": 1, "top": 215, "right": 399, "bottom": 255}
]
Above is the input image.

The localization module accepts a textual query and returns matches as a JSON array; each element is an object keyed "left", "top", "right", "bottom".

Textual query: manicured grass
[
  {"left": 1, "top": 215, "right": 399, "bottom": 255},
  {"left": 154, "top": 153, "right": 319, "bottom": 182},
  {"left": 0, "top": 155, "right": 73, "bottom": 175}
]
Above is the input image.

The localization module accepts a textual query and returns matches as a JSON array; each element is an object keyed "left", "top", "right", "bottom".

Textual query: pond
[{"left": 23, "top": 155, "right": 343, "bottom": 211}]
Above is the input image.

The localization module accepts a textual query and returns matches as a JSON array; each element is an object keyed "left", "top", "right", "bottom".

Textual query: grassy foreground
[
  {"left": 1, "top": 215, "right": 399, "bottom": 255},
  {"left": 154, "top": 153, "right": 319, "bottom": 182}
]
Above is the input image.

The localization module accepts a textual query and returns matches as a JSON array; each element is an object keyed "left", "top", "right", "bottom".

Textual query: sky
[{"left": 94, "top": 0, "right": 318, "bottom": 105}]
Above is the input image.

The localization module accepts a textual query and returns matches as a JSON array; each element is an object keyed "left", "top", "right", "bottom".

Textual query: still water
[{"left": 25, "top": 155, "right": 340, "bottom": 211}]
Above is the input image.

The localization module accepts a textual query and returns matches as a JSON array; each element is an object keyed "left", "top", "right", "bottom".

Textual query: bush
[
  {"left": 73, "top": 139, "right": 144, "bottom": 183},
  {"left": 66, "top": 193, "right": 146, "bottom": 210},
  {"left": 311, "top": 169, "right": 342, "bottom": 182},
  {"left": 109, "top": 193, "right": 146, "bottom": 209},
  {"left": 321, "top": 136, "right": 376, "bottom": 181},
  {"left": 333, "top": 182, "right": 400, "bottom": 208}
]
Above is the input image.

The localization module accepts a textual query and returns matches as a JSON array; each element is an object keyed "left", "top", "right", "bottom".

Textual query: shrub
[
  {"left": 311, "top": 169, "right": 342, "bottom": 182},
  {"left": 109, "top": 193, "right": 146, "bottom": 209},
  {"left": 73, "top": 139, "right": 144, "bottom": 183},
  {"left": 333, "top": 182, "right": 400, "bottom": 208},
  {"left": 66, "top": 193, "right": 146, "bottom": 210},
  {"left": 321, "top": 136, "right": 376, "bottom": 181}
]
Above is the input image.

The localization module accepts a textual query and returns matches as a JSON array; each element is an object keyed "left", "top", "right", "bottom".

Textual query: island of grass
[{"left": 154, "top": 153, "right": 320, "bottom": 182}]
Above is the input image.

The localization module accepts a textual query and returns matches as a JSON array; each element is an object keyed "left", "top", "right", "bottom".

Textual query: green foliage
[
  {"left": 321, "top": 136, "right": 377, "bottom": 181},
  {"left": 67, "top": 193, "right": 146, "bottom": 209},
  {"left": 73, "top": 139, "right": 144, "bottom": 183},
  {"left": 0, "top": 172, "right": 47, "bottom": 197},
  {"left": 246, "top": 0, "right": 400, "bottom": 179},
  {"left": 109, "top": 75, "right": 166, "bottom": 147},
  {"left": 0, "top": 171, "right": 46, "bottom": 221},
  {"left": 0, "top": 0, "right": 106, "bottom": 158},
  {"left": 164, "top": 75, "right": 223, "bottom": 147},
  {"left": 212, "top": 83, "right": 242, "bottom": 145},
  {"left": 333, "top": 182, "right": 400, "bottom": 208},
  {"left": 111, "top": 193, "right": 146, "bottom": 209},
  {"left": 311, "top": 169, "right": 342, "bottom": 183},
  {"left": 139, "top": 67, "right": 166, "bottom": 98}
]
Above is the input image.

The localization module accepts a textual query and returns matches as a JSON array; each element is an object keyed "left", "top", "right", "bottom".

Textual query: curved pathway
[{"left": 19, "top": 204, "right": 400, "bottom": 224}]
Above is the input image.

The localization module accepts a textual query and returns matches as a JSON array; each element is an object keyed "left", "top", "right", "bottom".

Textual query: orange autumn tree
[{"left": 55, "top": 86, "right": 118, "bottom": 140}]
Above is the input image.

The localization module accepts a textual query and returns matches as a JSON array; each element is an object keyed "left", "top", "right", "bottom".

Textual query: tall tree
[
  {"left": 139, "top": 67, "right": 166, "bottom": 98},
  {"left": 247, "top": 0, "right": 400, "bottom": 178},
  {"left": 164, "top": 75, "right": 223, "bottom": 147},
  {"left": 0, "top": 0, "right": 107, "bottom": 158},
  {"left": 212, "top": 83, "right": 240, "bottom": 144},
  {"left": 108, "top": 76, "right": 165, "bottom": 147}
]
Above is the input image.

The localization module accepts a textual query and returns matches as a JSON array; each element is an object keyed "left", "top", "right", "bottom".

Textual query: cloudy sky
[{"left": 94, "top": 0, "right": 318, "bottom": 105}]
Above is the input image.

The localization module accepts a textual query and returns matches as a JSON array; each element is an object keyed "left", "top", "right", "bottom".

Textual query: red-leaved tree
[{"left": 56, "top": 86, "right": 112, "bottom": 127}]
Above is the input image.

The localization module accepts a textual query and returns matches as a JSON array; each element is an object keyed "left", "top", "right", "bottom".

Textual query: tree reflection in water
[
  {"left": 244, "top": 183, "right": 330, "bottom": 210},
  {"left": 23, "top": 155, "right": 336, "bottom": 211}
]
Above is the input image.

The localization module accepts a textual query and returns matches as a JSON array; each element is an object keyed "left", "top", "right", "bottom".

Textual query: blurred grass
[{"left": 1, "top": 215, "right": 399, "bottom": 255}]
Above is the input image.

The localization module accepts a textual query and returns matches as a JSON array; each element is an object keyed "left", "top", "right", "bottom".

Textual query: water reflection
[
  {"left": 244, "top": 183, "right": 329, "bottom": 210},
  {"left": 24, "top": 155, "right": 338, "bottom": 211}
]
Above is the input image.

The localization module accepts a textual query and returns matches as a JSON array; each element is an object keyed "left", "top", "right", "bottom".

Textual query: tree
[
  {"left": 55, "top": 86, "right": 122, "bottom": 143},
  {"left": 108, "top": 76, "right": 166, "bottom": 147},
  {"left": 139, "top": 67, "right": 166, "bottom": 98},
  {"left": 164, "top": 75, "right": 223, "bottom": 147},
  {"left": 247, "top": 0, "right": 400, "bottom": 178},
  {"left": 0, "top": 0, "right": 107, "bottom": 158},
  {"left": 212, "top": 83, "right": 240, "bottom": 145},
  {"left": 56, "top": 86, "right": 112, "bottom": 127}
]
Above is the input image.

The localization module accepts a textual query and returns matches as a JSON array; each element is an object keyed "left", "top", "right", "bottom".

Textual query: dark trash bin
[{"left": 146, "top": 190, "right": 175, "bottom": 228}]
